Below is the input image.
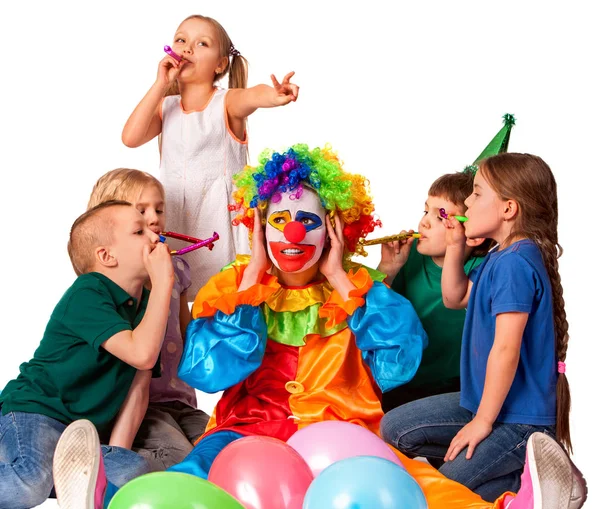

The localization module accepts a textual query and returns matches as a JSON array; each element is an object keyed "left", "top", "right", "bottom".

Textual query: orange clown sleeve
[
  {"left": 192, "top": 256, "right": 280, "bottom": 318},
  {"left": 319, "top": 268, "right": 373, "bottom": 328}
]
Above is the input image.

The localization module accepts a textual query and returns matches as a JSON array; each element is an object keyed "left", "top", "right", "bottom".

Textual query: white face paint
[{"left": 265, "top": 188, "right": 327, "bottom": 273}]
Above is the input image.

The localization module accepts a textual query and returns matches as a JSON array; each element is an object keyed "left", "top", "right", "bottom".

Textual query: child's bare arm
[
  {"left": 442, "top": 248, "right": 472, "bottom": 308},
  {"left": 445, "top": 312, "right": 526, "bottom": 461},
  {"left": 102, "top": 244, "right": 174, "bottom": 369},
  {"left": 109, "top": 370, "right": 152, "bottom": 449},
  {"left": 441, "top": 218, "right": 472, "bottom": 308},
  {"left": 101, "top": 283, "right": 172, "bottom": 369},
  {"left": 122, "top": 55, "right": 181, "bottom": 147},
  {"left": 226, "top": 72, "right": 299, "bottom": 120},
  {"left": 122, "top": 83, "right": 165, "bottom": 148},
  {"left": 476, "top": 312, "right": 526, "bottom": 424}
]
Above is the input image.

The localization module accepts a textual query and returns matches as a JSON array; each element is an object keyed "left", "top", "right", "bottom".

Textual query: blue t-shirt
[{"left": 460, "top": 240, "right": 557, "bottom": 425}]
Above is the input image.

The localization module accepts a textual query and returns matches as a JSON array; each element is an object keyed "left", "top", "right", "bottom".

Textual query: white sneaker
[
  {"left": 508, "top": 432, "right": 587, "bottom": 509},
  {"left": 53, "top": 419, "right": 107, "bottom": 509}
]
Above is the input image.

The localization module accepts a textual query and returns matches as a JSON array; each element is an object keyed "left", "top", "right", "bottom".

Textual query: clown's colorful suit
[{"left": 172, "top": 256, "right": 511, "bottom": 509}]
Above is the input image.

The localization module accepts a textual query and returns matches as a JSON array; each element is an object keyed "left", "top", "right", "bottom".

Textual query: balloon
[
  {"left": 303, "top": 456, "right": 427, "bottom": 509},
  {"left": 107, "top": 471, "right": 244, "bottom": 509},
  {"left": 286, "top": 421, "right": 405, "bottom": 477},
  {"left": 208, "top": 435, "right": 313, "bottom": 509}
]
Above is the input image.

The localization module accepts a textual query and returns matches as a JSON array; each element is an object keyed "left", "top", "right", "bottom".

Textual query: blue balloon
[{"left": 303, "top": 456, "right": 427, "bottom": 509}]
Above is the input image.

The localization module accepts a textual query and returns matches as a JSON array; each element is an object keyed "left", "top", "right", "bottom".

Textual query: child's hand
[
  {"left": 444, "top": 416, "right": 493, "bottom": 462},
  {"left": 443, "top": 217, "right": 467, "bottom": 249},
  {"left": 269, "top": 72, "right": 299, "bottom": 106},
  {"left": 156, "top": 55, "right": 183, "bottom": 89},
  {"left": 378, "top": 230, "right": 414, "bottom": 279},
  {"left": 144, "top": 243, "right": 175, "bottom": 289},
  {"left": 320, "top": 213, "right": 346, "bottom": 281}
]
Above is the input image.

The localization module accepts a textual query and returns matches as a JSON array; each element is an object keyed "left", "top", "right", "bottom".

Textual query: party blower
[
  {"left": 356, "top": 232, "right": 421, "bottom": 256},
  {"left": 159, "top": 231, "right": 219, "bottom": 256},
  {"left": 163, "top": 45, "right": 182, "bottom": 62},
  {"left": 439, "top": 208, "right": 468, "bottom": 223},
  {"left": 358, "top": 232, "right": 421, "bottom": 247}
]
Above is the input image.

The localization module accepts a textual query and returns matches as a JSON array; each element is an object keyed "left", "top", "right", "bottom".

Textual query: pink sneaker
[
  {"left": 53, "top": 419, "right": 108, "bottom": 509},
  {"left": 507, "top": 432, "right": 587, "bottom": 509}
]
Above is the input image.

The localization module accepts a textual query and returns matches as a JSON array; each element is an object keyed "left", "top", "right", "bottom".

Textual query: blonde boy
[{"left": 0, "top": 201, "right": 173, "bottom": 508}]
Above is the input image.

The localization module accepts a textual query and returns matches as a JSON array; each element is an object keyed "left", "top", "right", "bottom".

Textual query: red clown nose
[{"left": 283, "top": 221, "right": 306, "bottom": 243}]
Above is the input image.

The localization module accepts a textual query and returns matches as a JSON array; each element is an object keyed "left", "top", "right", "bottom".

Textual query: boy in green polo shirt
[
  {"left": 378, "top": 114, "right": 515, "bottom": 414},
  {"left": 378, "top": 172, "right": 491, "bottom": 412},
  {"left": 0, "top": 200, "right": 175, "bottom": 509}
]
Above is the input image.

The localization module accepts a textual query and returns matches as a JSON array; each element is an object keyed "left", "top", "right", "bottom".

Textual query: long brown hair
[
  {"left": 166, "top": 15, "right": 248, "bottom": 97},
  {"left": 480, "top": 153, "right": 572, "bottom": 452}
]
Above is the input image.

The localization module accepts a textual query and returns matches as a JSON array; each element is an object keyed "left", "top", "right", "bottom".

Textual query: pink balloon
[
  {"left": 286, "top": 421, "right": 405, "bottom": 477},
  {"left": 208, "top": 436, "right": 313, "bottom": 509}
]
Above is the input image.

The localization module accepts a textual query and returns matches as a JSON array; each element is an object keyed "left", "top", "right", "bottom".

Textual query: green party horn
[{"left": 439, "top": 208, "right": 468, "bottom": 223}]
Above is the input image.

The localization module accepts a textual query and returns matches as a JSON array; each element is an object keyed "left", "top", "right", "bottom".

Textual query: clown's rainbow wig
[{"left": 229, "top": 144, "right": 381, "bottom": 255}]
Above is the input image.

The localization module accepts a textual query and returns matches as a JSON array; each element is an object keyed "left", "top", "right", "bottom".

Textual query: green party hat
[{"left": 463, "top": 113, "right": 516, "bottom": 175}]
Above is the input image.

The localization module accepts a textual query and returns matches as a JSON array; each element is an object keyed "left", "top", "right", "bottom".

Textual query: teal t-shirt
[
  {"left": 0, "top": 273, "right": 151, "bottom": 436},
  {"left": 391, "top": 243, "right": 484, "bottom": 388}
]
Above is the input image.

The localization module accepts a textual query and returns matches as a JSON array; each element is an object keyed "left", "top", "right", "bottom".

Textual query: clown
[{"left": 170, "top": 145, "right": 520, "bottom": 508}]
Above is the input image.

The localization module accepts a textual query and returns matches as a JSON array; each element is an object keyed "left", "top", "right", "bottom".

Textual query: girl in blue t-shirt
[{"left": 381, "top": 153, "right": 586, "bottom": 506}]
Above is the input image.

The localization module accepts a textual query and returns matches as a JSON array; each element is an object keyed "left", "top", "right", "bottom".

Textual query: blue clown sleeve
[
  {"left": 177, "top": 304, "right": 268, "bottom": 393},
  {"left": 348, "top": 282, "right": 428, "bottom": 393}
]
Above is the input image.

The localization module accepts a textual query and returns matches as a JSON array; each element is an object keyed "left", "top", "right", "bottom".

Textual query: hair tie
[
  {"left": 558, "top": 361, "right": 566, "bottom": 374},
  {"left": 229, "top": 45, "right": 240, "bottom": 57}
]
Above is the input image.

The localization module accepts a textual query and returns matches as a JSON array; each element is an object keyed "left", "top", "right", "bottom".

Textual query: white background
[{"left": 0, "top": 1, "right": 597, "bottom": 507}]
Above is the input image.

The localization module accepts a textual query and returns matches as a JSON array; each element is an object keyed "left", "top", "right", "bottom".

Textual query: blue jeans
[
  {"left": 380, "top": 392, "right": 554, "bottom": 502},
  {"left": 0, "top": 411, "right": 149, "bottom": 509}
]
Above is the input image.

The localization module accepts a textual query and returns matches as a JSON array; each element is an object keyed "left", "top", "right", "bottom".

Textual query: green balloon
[{"left": 107, "top": 472, "right": 245, "bottom": 509}]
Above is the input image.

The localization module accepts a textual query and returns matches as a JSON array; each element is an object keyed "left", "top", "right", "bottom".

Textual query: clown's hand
[
  {"left": 239, "top": 208, "right": 272, "bottom": 292},
  {"left": 319, "top": 213, "right": 346, "bottom": 293}
]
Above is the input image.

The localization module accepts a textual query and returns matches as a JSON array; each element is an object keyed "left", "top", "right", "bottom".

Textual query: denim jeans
[
  {"left": 0, "top": 411, "right": 149, "bottom": 509},
  {"left": 380, "top": 392, "right": 555, "bottom": 502}
]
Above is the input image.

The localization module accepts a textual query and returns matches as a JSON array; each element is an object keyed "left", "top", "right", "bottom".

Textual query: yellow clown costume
[{"left": 170, "top": 144, "right": 512, "bottom": 509}]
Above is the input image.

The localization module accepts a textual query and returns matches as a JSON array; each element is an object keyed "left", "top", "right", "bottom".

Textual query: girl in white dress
[{"left": 122, "top": 14, "right": 299, "bottom": 298}]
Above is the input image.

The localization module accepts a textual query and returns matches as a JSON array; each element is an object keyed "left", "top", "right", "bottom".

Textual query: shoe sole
[
  {"left": 528, "top": 432, "right": 588, "bottom": 509},
  {"left": 53, "top": 420, "right": 100, "bottom": 509}
]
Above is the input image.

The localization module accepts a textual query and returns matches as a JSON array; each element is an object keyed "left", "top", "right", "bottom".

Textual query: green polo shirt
[
  {"left": 391, "top": 243, "right": 484, "bottom": 389},
  {"left": 0, "top": 272, "right": 152, "bottom": 436}
]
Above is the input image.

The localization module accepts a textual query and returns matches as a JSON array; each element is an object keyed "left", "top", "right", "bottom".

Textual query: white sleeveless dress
[{"left": 160, "top": 88, "right": 250, "bottom": 299}]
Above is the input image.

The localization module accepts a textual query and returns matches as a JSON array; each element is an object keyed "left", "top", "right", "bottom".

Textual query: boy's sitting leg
[
  {"left": 54, "top": 419, "right": 150, "bottom": 509},
  {"left": 133, "top": 402, "right": 209, "bottom": 471},
  {"left": 0, "top": 411, "right": 65, "bottom": 508},
  {"left": 101, "top": 442, "right": 149, "bottom": 489}
]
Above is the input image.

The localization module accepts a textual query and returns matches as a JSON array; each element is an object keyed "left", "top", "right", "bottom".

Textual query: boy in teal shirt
[
  {"left": 378, "top": 172, "right": 492, "bottom": 411},
  {"left": 0, "top": 200, "right": 174, "bottom": 508}
]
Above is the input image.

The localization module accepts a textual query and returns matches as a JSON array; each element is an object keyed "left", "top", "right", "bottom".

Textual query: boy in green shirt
[
  {"left": 0, "top": 200, "right": 174, "bottom": 509},
  {"left": 378, "top": 172, "right": 492, "bottom": 412}
]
